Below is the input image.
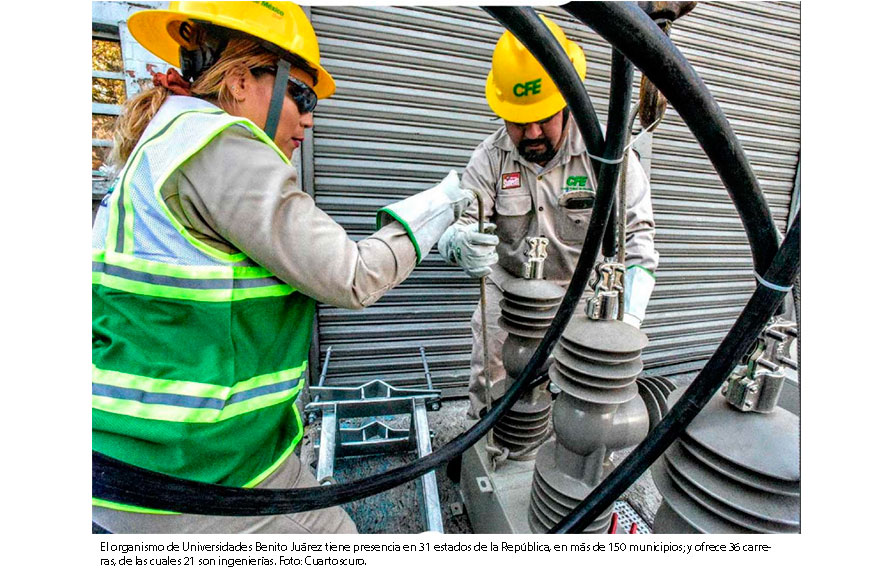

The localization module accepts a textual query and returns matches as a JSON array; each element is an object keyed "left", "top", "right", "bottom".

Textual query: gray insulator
[
  {"left": 528, "top": 314, "right": 649, "bottom": 533},
  {"left": 548, "top": 316, "right": 647, "bottom": 407},
  {"left": 652, "top": 388, "right": 800, "bottom": 533},
  {"left": 636, "top": 375, "right": 678, "bottom": 432},
  {"left": 493, "top": 277, "right": 565, "bottom": 458},
  {"left": 499, "top": 280, "right": 564, "bottom": 340},
  {"left": 529, "top": 442, "right": 614, "bottom": 534},
  {"left": 492, "top": 376, "right": 552, "bottom": 458}
]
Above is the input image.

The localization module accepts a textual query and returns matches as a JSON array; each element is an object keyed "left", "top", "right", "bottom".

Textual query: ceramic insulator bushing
[
  {"left": 492, "top": 278, "right": 564, "bottom": 459},
  {"left": 652, "top": 389, "right": 800, "bottom": 533},
  {"left": 529, "top": 315, "right": 649, "bottom": 533}
]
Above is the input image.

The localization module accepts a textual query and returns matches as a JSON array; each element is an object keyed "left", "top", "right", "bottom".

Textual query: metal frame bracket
[{"left": 304, "top": 347, "right": 445, "bottom": 532}]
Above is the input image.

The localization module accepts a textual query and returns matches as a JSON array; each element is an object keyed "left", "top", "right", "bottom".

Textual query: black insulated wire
[
  {"left": 550, "top": 211, "right": 800, "bottom": 534},
  {"left": 595, "top": 48, "right": 634, "bottom": 262},
  {"left": 560, "top": 1, "right": 781, "bottom": 276},
  {"left": 93, "top": 4, "right": 788, "bottom": 519},
  {"left": 91, "top": 6, "right": 617, "bottom": 515}
]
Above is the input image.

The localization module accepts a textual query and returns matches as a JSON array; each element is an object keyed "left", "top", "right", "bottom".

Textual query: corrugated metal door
[
  {"left": 641, "top": 1, "right": 800, "bottom": 371},
  {"left": 306, "top": 2, "right": 800, "bottom": 396}
]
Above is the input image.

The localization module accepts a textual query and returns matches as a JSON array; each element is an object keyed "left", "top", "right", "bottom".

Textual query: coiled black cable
[
  {"left": 551, "top": 211, "right": 799, "bottom": 533},
  {"left": 91, "top": 7, "right": 621, "bottom": 516},
  {"left": 93, "top": 4, "right": 786, "bottom": 519}
]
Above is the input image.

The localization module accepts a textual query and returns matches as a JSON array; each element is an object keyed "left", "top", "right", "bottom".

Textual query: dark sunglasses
[{"left": 253, "top": 66, "right": 318, "bottom": 114}]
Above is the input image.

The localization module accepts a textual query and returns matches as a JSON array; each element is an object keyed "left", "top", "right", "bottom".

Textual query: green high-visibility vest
[{"left": 92, "top": 97, "right": 313, "bottom": 513}]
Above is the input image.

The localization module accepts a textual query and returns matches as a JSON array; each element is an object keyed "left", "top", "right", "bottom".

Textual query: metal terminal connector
[
  {"left": 522, "top": 237, "right": 549, "bottom": 280},
  {"left": 585, "top": 261, "right": 626, "bottom": 321},
  {"left": 722, "top": 317, "right": 798, "bottom": 413}
]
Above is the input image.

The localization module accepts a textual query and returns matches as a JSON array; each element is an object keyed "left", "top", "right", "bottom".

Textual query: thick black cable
[
  {"left": 93, "top": 4, "right": 785, "bottom": 519},
  {"left": 483, "top": 6, "right": 620, "bottom": 258},
  {"left": 596, "top": 48, "right": 634, "bottom": 254},
  {"left": 550, "top": 211, "right": 800, "bottom": 533},
  {"left": 92, "top": 8, "right": 618, "bottom": 515},
  {"left": 561, "top": 1, "right": 780, "bottom": 276}
]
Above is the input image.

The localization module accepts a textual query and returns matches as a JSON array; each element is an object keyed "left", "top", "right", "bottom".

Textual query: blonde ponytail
[{"left": 108, "top": 86, "right": 171, "bottom": 169}]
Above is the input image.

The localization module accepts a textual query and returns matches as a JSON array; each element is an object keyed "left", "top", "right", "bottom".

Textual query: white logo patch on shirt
[{"left": 502, "top": 172, "right": 521, "bottom": 189}]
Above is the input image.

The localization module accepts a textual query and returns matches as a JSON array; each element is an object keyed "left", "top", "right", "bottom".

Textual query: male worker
[{"left": 438, "top": 16, "right": 659, "bottom": 419}]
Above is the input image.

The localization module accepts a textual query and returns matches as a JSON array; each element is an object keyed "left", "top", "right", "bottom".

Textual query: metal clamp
[
  {"left": 523, "top": 237, "right": 550, "bottom": 280},
  {"left": 585, "top": 261, "right": 626, "bottom": 321},
  {"left": 304, "top": 347, "right": 445, "bottom": 532},
  {"left": 722, "top": 317, "right": 798, "bottom": 413}
]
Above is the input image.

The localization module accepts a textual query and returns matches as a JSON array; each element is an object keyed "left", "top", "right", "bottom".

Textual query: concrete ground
[{"left": 299, "top": 371, "right": 701, "bottom": 534}]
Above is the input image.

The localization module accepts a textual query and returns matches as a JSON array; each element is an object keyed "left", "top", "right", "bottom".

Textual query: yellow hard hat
[
  {"left": 127, "top": 1, "right": 335, "bottom": 99},
  {"left": 485, "top": 15, "right": 586, "bottom": 123}
]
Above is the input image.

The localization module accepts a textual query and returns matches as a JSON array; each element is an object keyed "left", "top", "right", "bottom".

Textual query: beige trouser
[
  {"left": 467, "top": 282, "right": 508, "bottom": 420},
  {"left": 93, "top": 452, "right": 357, "bottom": 534}
]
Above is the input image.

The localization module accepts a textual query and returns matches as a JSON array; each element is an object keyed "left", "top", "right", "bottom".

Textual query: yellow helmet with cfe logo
[
  {"left": 127, "top": 1, "right": 335, "bottom": 100},
  {"left": 485, "top": 14, "right": 586, "bottom": 124}
]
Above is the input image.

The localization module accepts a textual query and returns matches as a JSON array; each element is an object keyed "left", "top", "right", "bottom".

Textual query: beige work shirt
[
  {"left": 160, "top": 125, "right": 418, "bottom": 309},
  {"left": 459, "top": 117, "right": 658, "bottom": 290}
]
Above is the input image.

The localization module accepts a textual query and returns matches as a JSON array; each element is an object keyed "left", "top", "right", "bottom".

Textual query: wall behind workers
[
  {"left": 639, "top": 2, "right": 799, "bottom": 369},
  {"left": 306, "top": 3, "right": 800, "bottom": 395}
]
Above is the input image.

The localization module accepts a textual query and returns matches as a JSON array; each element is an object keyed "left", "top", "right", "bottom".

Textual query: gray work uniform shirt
[
  {"left": 160, "top": 125, "right": 418, "bottom": 310},
  {"left": 459, "top": 117, "right": 658, "bottom": 290}
]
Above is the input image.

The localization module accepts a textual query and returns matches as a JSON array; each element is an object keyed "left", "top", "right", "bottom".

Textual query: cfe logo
[
  {"left": 565, "top": 175, "right": 589, "bottom": 190},
  {"left": 565, "top": 175, "right": 589, "bottom": 189},
  {"left": 513, "top": 78, "right": 543, "bottom": 97}
]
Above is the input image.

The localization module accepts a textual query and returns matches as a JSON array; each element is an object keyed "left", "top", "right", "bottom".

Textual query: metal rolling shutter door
[
  {"left": 307, "top": 3, "right": 799, "bottom": 395},
  {"left": 307, "top": 6, "right": 503, "bottom": 396},
  {"left": 641, "top": 1, "right": 800, "bottom": 371}
]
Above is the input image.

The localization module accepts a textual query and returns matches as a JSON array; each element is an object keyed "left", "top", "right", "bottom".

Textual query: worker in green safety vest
[{"left": 92, "top": 1, "right": 486, "bottom": 534}]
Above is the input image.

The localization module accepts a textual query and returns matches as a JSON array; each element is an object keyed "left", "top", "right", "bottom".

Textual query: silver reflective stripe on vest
[
  {"left": 93, "top": 375, "right": 302, "bottom": 410},
  {"left": 92, "top": 362, "right": 308, "bottom": 423},
  {"left": 92, "top": 261, "right": 283, "bottom": 290}
]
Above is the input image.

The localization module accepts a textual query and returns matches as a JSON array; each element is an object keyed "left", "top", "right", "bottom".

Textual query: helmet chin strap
[{"left": 264, "top": 58, "right": 291, "bottom": 140}]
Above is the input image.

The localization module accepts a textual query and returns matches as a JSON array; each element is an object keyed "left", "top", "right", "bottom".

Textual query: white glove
[
  {"left": 376, "top": 171, "right": 475, "bottom": 263},
  {"left": 437, "top": 222, "right": 499, "bottom": 278},
  {"left": 623, "top": 265, "right": 656, "bottom": 328}
]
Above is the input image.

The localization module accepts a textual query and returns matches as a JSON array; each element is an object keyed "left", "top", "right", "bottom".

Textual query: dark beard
[{"left": 517, "top": 138, "right": 557, "bottom": 164}]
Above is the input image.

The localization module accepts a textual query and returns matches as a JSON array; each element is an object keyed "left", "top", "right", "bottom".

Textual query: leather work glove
[
  {"left": 623, "top": 265, "right": 656, "bottom": 328},
  {"left": 376, "top": 171, "right": 476, "bottom": 263},
  {"left": 437, "top": 222, "right": 499, "bottom": 278}
]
